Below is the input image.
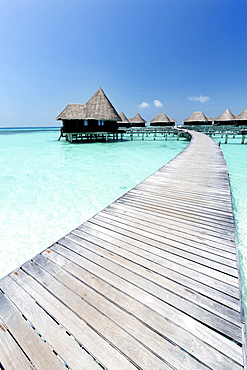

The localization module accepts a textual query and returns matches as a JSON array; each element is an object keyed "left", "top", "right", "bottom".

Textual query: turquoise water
[
  {"left": 213, "top": 135, "right": 247, "bottom": 320},
  {"left": 0, "top": 128, "right": 187, "bottom": 278},
  {"left": 1, "top": 129, "right": 246, "bottom": 324}
]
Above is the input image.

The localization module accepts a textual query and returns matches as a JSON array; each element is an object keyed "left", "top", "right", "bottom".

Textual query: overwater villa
[
  {"left": 129, "top": 113, "right": 146, "bottom": 127},
  {"left": 118, "top": 111, "right": 131, "bottom": 128},
  {"left": 232, "top": 108, "right": 247, "bottom": 126},
  {"left": 206, "top": 116, "right": 213, "bottom": 125},
  {"left": 238, "top": 108, "right": 247, "bottom": 125},
  {"left": 183, "top": 111, "right": 211, "bottom": 125},
  {"left": 56, "top": 88, "right": 121, "bottom": 142},
  {"left": 169, "top": 117, "right": 177, "bottom": 126},
  {"left": 214, "top": 108, "right": 237, "bottom": 126},
  {"left": 150, "top": 113, "right": 175, "bottom": 126}
]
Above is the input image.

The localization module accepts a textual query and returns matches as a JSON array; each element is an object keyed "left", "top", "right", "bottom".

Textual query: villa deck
[{"left": 0, "top": 131, "right": 246, "bottom": 369}]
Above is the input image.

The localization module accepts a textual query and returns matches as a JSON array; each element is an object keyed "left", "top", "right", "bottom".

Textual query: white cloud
[
  {"left": 187, "top": 95, "right": 210, "bottom": 103},
  {"left": 154, "top": 99, "right": 163, "bottom": 107},
  {"left": 138, "top": 102, "right": 150, "bottom": 108}
]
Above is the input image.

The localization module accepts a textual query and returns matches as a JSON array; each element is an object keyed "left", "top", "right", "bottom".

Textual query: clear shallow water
[
  {"left": 213, "top": 135, "right": 247, "bottom": 321},
  {"left": 1, "top": 129, "right": 246, "bottom": 325},
  {"left": 0, "top": 128, "right": 187, "bottom": 278}
]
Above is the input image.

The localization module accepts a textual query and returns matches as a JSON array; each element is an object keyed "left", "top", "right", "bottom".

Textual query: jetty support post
[{"left": 241, "top": 135, "right": 246, "bottom": 144}]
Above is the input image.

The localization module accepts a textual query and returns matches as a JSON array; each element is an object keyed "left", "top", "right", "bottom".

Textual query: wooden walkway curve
[{"left": 0, "top": 131, "right": 246, "bottom": 369}]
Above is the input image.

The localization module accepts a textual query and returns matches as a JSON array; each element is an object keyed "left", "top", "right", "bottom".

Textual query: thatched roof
[
  {"left": 117, "top": 111, "right": 130, "bottom": 124},
  {"left": 150, "top": 113, "right": 170, "bottom": 124},
  {"left": 56, "top": 104, "right": 87, "bottom": 120},
  {"left": 129, "top": 113, "right": 147, "bottom": 124},
  {"left": 57, "top": 88, "right": 120, "bottom": 121},
  {"left": 206, "top": 116, "right": 213, "bottom": 122},
  {"left": 238, "top": 108, "right": 247, "bottom": 120},
  {"left": 86, "top": 88, "right": 120, "bottom": 121},
  {"left": 234, "top": 114, "right": 241, "bottom": 120},
  {"left": 169, "top": 117, "right": 176, "bottom": 123},
  {"left": 184, "top": 111, "right": 208, "bottom": 122},
  {"left": 214, "top": 108, "right": 235, "bottom": 121}
]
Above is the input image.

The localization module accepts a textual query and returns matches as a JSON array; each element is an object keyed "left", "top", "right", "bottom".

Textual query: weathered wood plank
[
  {"left": 45, "top": 243, "right": 244, "bottom": 367},
  {"left": 103, "top": 203, "right": 237, "bottom": 252},
  {"left": 115, "top": 196, "right": 235, "bottom": 232},
  {"left": 128, "top": 188, "right": 234, "bottom": 216},
  {"left": 0, "top": 276, "right": 101, "bottom": 370},
  {"left": 121, "top": 193, "right": 235, "bottom": 226},
  {"left": 20, "top": 260, "right": 172, "bottom": 370},
  {"left": 70, "top": 227, "right": 241, "bottom": 316},
  {"left": 0, "top": 292, "right": 65, "bottom": 369},
  {"left": 71, "top": 222, "right": 240, "bottom": 305},
  {"left": 41, "top": 248, "right": 244, "bottom": 370},
  {"left": 135, "top": 182, "right": 233, "bottom": 205},
  {"left": 84, "top": 218, "right": 239, "bottom": 288},
  {"left": 0, "top": 318, "right": 36, "bottom": 370},
  {"left": 9, "top": 267, "right": 137, "bottom": 370},
  {"left": 33, "top": 253, "right": 210, "bottom": 370},
  {"left": 94, "top": 210, "right": 238, "bottom": 269},
  {"left": 109, "top": 201, "right": 236, "bottom": 242},
  {"left": 56, "top": 236, "right": 242, "bottom": 343}
]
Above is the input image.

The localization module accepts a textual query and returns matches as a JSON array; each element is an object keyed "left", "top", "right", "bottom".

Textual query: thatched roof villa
[
  {"left": 117, "top": 111, "right": 130, "bottom": 128},
  {"left": 150, "top": 113, "right": 175, "bottom": 126},
  {"left": 129, "top": 113, "right": 147, "bottom": 127},
  {"left": 214, "top": 108, "right": 236, "bottom": 126},
  {"left": 206, "top": 116, "right": 213, "bottom": 125},
  {"left": 56, "top": 88, "right": 121, "bottom": 141},
  {"left": 235, "top": 108, "right": 247, "bottom": 126},
  {"left": 214, "top": 108, "right": 247, "bottom": 126},
  {"left": 169, "top": 117, "right": 177, "bottom": 126},
  {"left": 183, "top": 111, "right": 211, "bottom": 125}
]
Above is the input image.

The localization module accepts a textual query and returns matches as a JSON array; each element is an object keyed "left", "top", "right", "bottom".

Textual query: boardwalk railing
[{"left": 0, "top": 130, "right": 246, "bottom": 369}]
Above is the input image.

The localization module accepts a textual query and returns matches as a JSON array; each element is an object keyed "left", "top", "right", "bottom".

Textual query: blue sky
[{"left": 0, "top": 0, "right": 246, "bottom": 126}]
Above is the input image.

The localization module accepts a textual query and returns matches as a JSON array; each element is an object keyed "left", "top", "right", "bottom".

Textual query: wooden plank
[
  {"left": 121, "top": 193, "right": 234, "bottom": 225},
  {"left": 74, "top": 222, "right": 239, "bottom": 301},
  {"left": 134, "top": 184, "right": 233, "bottom": 208},
  {"left": 116, "top": 197, "right": 235, "bottom": 232},
  {"left": 46, "top": 243, "right": 244, "bottom": 367},
  {"left": 109, "top": 201, "right": 236, "bottom": 242},
  {"left": 0, "top": 292, "right": 65, "bottom": 369},
  {"left": 33, "top": 253, "right": 210, "bottom": 370},
  {"left": 9, "top": 267, "right": 137, "bottom": 370},
  {"left": 95, "top": 210, "right": 237, "bottom": 268},
  {"left": 85, "top": 218, "right": 239, "bottom": 288},
  {"left": 70, "top": 226, "right": 240, "bottom": 314},
  {"left": 56, "top": 237, "right": 243, "bottom": 343},
  {"left": 20, "top": 260, "right": 172, "bottom": 370},
  {"left": 104, "top": 202, "right": 236, "bottom": 251},
  {"left": 0, "top": 318, "right": 36, "bottom": 370},
  {"left": 41, "top": 249, "right": 244, "bottom": 370},
  {"left": 0, "top": 276, "right": 101, "bottom": 370},
  {"left": 128, "top": 188, "right": 234, "bottom": 216}
]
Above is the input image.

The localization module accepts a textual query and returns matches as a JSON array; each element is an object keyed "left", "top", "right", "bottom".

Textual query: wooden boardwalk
[{"left": 0, "top": 131, "right": 246, "bottom": 369}]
